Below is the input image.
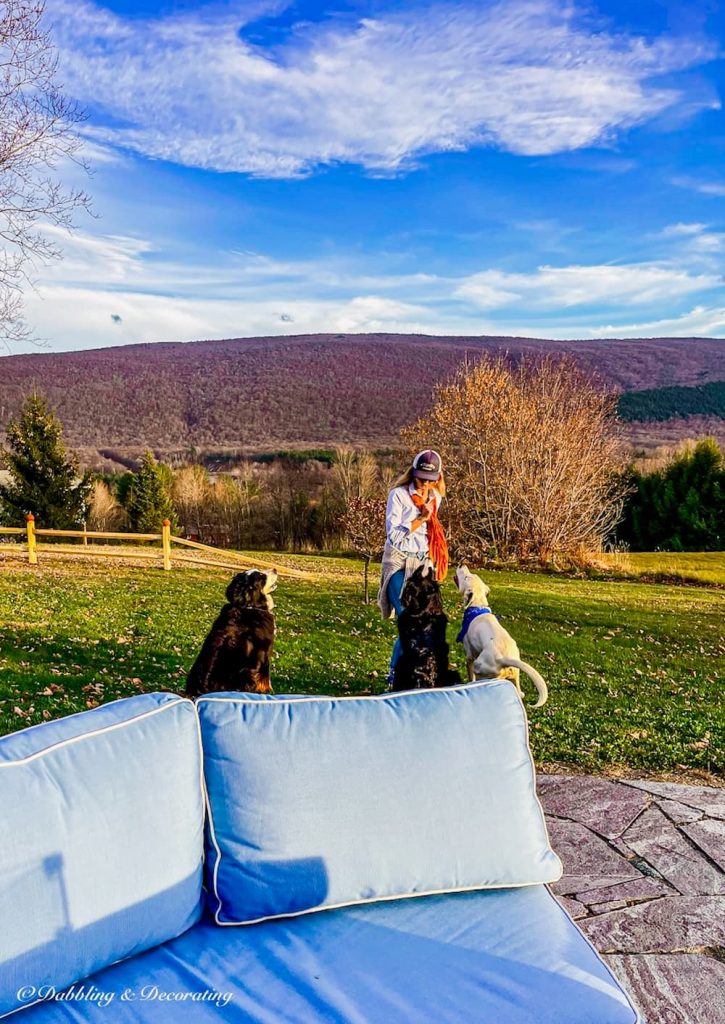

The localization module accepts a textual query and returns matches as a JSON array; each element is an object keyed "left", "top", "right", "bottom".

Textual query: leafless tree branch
[{"left": 0, "top": 0, "right": 91, "bottom": 348}]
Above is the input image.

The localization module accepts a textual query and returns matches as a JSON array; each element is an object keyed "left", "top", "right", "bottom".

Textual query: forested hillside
[
  {"left": 1, "top": 333, "right": 723, "bottom": 455},
  {"left": 618, "top": 381, "right": 725, "bottom": 422}
]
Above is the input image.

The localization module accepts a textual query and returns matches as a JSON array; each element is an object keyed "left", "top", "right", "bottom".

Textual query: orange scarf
[{"left": 410, "top": 491, "right": 448, "bottom": 582}]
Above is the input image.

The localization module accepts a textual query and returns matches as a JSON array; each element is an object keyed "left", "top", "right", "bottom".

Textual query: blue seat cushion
[
  {"left": 12, "top": 885, "right": 639, "bottom": 1023},
  {"left": 0, "top": 693, "right": 205, "bottom": 1020},
  {"left": 198, "top": 682, "right": 562, "bottom": 925}
]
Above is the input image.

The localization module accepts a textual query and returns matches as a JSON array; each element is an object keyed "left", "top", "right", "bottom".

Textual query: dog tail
[{"left": 475, "top": 655, "right": 548, "bottom": 708}]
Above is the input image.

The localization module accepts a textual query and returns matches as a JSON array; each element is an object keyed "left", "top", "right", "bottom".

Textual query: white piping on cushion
[
  {"left": 0, "top": 696, "right": 194, "bottom": 767},
  {"left": 0, "top": 692, "right": 176, "bottom": 744},
  {"left": 203, "top": 766, "right": 227, "bottom": 925},
  {"left": 199, "top": 679, "right": 563, "bottom": 926},
  {"left": 542, "top": 885, "right": 642, "bottom": 1023},
  {"left": 214, "top": 876, "right": 566, "bottom": 928},
  {"left": 197, "top": 678, "right": 509, "bottom": 706}
]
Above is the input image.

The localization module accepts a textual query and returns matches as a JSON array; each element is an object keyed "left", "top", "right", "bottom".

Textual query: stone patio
[{"left": 538, "top": 775, "right": 725, "bottom": 1024}]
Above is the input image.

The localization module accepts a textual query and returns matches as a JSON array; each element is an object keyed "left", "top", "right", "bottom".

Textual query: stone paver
[
  {"left": 546, "top": 818, "right": 641, "bottom": 878},
  {"left": 623, "top": 804, "right": 725, "bottom": 895},
  {"left": 590, "top": 898, "right": 629, "bottom": 914},
  {"left": 578, "top": 895, "right": 725, "bottom": 951},
  {"left": 539, "top": 773, "right": 725, "bottom": 1024},
  {"left": 537, "top": 774, "right": 648, "bottom": 838},
  {"left": 551, "top": 873, "right": 637, "bottom": 897},
  {"left": 605, "top": 954, "right": 725, "bottom": 1024},
  {"left": 658, "top": 799, "right": 705, "bottom": 825},
  {"left": 623, "top": 780, "right": 725, "bottom": 820},
  {"left": 682, "top": 818, "right": 725, "bottom": 873},
  {"left": 575, "top": 876, "right": 675, "bottom": 905}
]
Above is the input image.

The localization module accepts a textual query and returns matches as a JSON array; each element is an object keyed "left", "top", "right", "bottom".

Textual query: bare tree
[
  {"left": 340, "top": 495, "right": 387, "bottom": 603},
  {"left": 173, "top": 464, "right": 210, "bottom": 537},
  {"left": 329, "top": 447, "right": 379, "bottom": 506},
  {"left": 1, "top": 0, "right": 91, "bottom": 346},
  {"left": 87, "top": 479, "right": 126, "bottom": 532},
  {"left": 207, "top": 471, "right": 260, "bottom": 549},
  {"left": 403, "top": 355, "right": 628, "bottom": 564}
]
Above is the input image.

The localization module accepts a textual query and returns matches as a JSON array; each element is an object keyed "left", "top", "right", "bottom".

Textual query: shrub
[
  {"left": 617, "top": 438, "right": 724, "bottom": 551},
  {"left": 403, "top": 355, "right": 628, "bottom": 563}
]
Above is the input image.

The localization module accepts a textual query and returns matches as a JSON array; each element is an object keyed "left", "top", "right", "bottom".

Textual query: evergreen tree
[
  {"left": 0, "top": 392, "right": 89, "bottom": 528},
  {"left": 617, "top": 439, "right": 724, "bottom": 551},
  {"left": 126, "top": 451, "right": 178, "bottom": 533}
]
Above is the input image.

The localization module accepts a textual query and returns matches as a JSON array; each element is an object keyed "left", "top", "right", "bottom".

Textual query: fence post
[
  {"left": 162, "top": 519, "right": 171, "bottom": 571},
  {"left": 26, "top": 513, "right": 37, "bottom": 565}
]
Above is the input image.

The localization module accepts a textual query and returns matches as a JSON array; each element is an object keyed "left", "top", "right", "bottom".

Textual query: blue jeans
[{"left": 387, "top": 568, "right": 406, "bottom": 680}]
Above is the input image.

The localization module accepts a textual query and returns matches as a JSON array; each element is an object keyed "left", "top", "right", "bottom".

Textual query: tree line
[{"left": 618, "top": 381, "right": 725, "bottom": 424}]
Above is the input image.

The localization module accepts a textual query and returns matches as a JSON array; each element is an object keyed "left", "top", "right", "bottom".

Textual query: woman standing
[{"left": 378, "top": 449, "right": 449, "bottom": 684}]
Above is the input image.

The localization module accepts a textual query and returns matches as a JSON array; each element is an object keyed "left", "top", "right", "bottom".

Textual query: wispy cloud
[
  {"left": 23, "top": 284, "right": 443, "bottom": 350},
  {"left": 455, "top": 262, "right": 720, "bottom": 310},
  {"left": 46, "top": 0, "right": 719, "bottom": 178},
  {"left": 672, "top": 175, "right": 725, "bottom": 197},
  {"left": 20, "top": 223, "right": 725, "bottom": 350},
  {"left": 658, "top": 222, "right": 725, "bottom": 262},
  {"left": 589, "top": 305, "right": 725, "bottom": 337}
]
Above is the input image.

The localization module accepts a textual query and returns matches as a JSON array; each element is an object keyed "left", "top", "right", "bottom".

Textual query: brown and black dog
[{"left": 185, "top": 569, "right": 277, "bottom": 697}]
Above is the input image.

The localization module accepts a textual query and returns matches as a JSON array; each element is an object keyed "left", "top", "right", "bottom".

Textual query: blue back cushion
[
  {"left": 0, "top": 693, "right": 204, "bottom": 1018},
  {"left": 199, "top": 681, "right": 561, "bottom": 925}
]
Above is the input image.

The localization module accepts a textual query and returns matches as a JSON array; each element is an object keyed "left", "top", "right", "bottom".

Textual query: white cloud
[
  {"left": 22, "top": 285, "right": 442, "bottom": 350},
  {"left": 589, "top": 305, "right": 725, "bottom": 337},
  {"left": 27, "top": 226, "right": 446, "bottom": 299},
  {"left": 661, "top": 223, "right": 707, "bottom": 237},
  {"left": 34, "top": 224, "right": 155, "bottom": 285},
  {"left": 16, "top": 224, "right": 725, "bottom": 351},
  {"left": 46, "top": 0, "right": 719, "bottom": 177},
  {"left": 672, "top": 176, "right": 725, "bottom": 197},
  {"left": 455, "top": 263, "right": 720, "bottom": 310},
  {"left": 660, "top": 222, "right": 725, "bottom": 255},
  {"left": 18, "top": 226, "right": 447, "bottom": 347}
]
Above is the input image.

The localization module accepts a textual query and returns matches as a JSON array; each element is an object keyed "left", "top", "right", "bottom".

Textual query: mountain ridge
[{"left": 1, "top": 332, "right": 723, "bottom": 455}]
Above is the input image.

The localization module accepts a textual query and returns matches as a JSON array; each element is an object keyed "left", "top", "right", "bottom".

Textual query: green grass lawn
[
  {"left": 603, "top": 551, "right": 725, "bottom": 586},
  {"left": 0, "top": 552, "right": 723, "bottom": 778}
]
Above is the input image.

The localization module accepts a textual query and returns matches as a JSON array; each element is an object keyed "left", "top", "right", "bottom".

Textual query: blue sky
[{"left": 19, "top": 0, "right": 725, "bottom": 351}]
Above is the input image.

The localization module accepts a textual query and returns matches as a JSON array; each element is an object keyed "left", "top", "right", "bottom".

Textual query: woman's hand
[{"left": 418, "top": 502, "right": 434, "bottom": 522}]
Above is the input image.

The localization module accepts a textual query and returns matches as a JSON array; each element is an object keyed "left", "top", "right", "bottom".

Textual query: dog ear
[
  {"left": 226, "top": 572, "right": 250, "bottom": 605},
  {"left": 227, "top": 571, "right": 267, "bottom": 607},
  {"left": 401, "top": 574, "right": 423, "bottom": 614}
]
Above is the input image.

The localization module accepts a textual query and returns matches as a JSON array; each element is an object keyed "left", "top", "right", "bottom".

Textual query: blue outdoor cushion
[
  {"left": 11, "top": 886, "right": 640, "bottom": 1023},
  {"left": 198, "top": 680, "right": 562, "bottom": 925},
  {"left": 0, "top": 693, "right": 205, "bottom": 1020}
]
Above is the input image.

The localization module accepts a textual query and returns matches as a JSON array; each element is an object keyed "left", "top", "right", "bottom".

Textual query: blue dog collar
[{"left": 456, "top": 606, "right": 493, "bottom": 643}]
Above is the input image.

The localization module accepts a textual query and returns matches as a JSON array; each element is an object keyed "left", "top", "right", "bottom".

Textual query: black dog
[
  {"left": 185, "top": 569, "right": 277, "bottom": 697},
  {"left": 392, "top": 565, "right": 462, "bottom": 691}
]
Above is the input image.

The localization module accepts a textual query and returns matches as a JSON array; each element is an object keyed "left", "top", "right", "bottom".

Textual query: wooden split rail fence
[{"left": 0, "top": 514, "right": 311, "bottom": 579}]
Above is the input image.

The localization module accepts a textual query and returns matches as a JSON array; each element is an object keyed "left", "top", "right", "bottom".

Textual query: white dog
[{"left": 454, "top": 565, "right": 548, "bottom": 708}]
